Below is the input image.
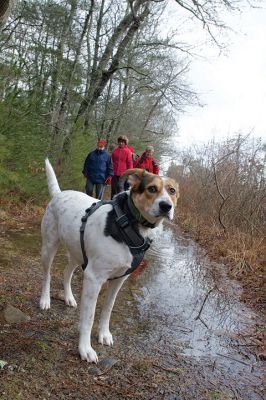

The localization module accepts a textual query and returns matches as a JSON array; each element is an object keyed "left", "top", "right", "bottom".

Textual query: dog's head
[{"left": 122, "top": 169, "right": 179, "bottom": 224}]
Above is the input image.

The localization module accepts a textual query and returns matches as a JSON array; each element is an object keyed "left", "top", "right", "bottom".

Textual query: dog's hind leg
[
  {"left": 40, "top": 211, "right": 59, "bottom": 310},
  {"left": 39, "top": 238, "right": 59, "bottom": 310},
  {"left": 98, "top": 276, "right": 128, "bottom": 346},
  {"left": 63, "top": 253, "right": 78, "bottom": 307}
]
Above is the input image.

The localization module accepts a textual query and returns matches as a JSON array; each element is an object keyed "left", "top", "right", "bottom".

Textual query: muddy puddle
[
  {"left": 1, "top": 222, "right": 265, "bottom": 399},
  {"left": 131, "top": 224, "right": 264, "bottom": 369}
]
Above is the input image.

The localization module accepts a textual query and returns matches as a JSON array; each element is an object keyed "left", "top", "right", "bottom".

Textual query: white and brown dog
[{"left": 40, "top": 159, "right": 179, "bottom": 362}]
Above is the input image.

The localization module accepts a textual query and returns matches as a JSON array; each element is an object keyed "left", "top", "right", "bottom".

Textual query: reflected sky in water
[{"left": 132, "top": 224, "right": 259, "bottom": 363}]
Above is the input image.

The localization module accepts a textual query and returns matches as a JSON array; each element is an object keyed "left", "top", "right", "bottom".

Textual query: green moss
[
  {"left": 209, "top": 390, "right": 230, "bottom": 400},
  {"left": 35, "top": 340, "right": 51, "bottom": 352}
]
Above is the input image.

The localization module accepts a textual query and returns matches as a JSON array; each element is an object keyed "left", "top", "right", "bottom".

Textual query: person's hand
[{"left": 105, "top": 176, "right": 112, "bottom": 185}]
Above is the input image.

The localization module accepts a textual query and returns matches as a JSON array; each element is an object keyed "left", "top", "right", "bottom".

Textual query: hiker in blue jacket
[{"left": 82, "top": 139, "right": 113, "bottom": 199}]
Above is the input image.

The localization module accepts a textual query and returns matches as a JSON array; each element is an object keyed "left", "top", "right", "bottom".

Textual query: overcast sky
[{"left": 165, "top": 1, "right": 266, "bottom": 147}]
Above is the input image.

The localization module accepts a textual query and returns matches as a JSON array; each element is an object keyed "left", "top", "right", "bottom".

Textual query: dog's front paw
[
  {"left": 40, "top": 296, "right": 50, "bottom": 310},
  {"left": 98, "top": 330, "right": 113, "bottom": 346},
  {"left": 64, "top": 294, "right": 77, "bottom": 308},
  {"left": 79, "top": 343, "right": 98, "bottom": 363}
]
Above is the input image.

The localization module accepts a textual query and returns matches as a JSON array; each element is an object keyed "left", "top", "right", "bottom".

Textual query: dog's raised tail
[{"left": 45, "top": 158, "right": 61, "bottom": 197}]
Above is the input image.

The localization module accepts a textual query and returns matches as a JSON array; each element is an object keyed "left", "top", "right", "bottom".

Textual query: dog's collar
[{"left": 127, "top": 195, "right": 156, "bottom": 228}]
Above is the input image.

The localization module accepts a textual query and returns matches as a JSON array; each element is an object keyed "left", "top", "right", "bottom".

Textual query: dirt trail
[{"left": 0, "top": 221, "right": 265, "bottom": 400}]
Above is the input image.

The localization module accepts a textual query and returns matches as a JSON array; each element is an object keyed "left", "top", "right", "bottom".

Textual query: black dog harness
[{"left": 80, "top": 194, "right": 154, "bottom": 279}]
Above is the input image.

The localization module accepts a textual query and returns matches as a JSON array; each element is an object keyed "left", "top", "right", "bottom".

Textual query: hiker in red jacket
[
  {"left": 127, "top": 145, "right": 136, "bottom": 161},
  {"left": 111, "top": 135, "right": 133, "bottom": 198},
  {"left": 133, "top": 145, "right": 159, "bottom": 174}
]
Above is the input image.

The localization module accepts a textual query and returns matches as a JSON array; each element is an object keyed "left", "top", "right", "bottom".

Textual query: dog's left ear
[{"left": 121, "top": 168, "right": 148, "bottom": 189}]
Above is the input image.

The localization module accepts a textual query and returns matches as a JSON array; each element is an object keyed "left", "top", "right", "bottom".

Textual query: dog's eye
[
  {"left": 148, "top": 186, "right": 157, "bottom": 193},
  {"left": 169, "top": 187, "right": 176, "bottom": 195}
]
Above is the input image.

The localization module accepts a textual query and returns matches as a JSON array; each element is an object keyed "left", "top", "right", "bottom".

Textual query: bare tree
[
  {"left": 174, "top": 135, "right": 266, "bottom": 235},
  {"left": 75, "top": 0, "right": 151, "bottom": 122}
]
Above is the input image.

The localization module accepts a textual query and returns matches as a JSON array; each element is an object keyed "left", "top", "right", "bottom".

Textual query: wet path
[
  {"left": 1, "top": 222, "right": 265, "bottom": 399},
  {"left": 126, "top": 223, "right": 265, "bottom": 398}
]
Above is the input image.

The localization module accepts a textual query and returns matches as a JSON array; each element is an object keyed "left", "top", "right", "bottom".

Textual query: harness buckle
[
  {"left": 115, "top": 214, "right": 129, "bottom": 228},
  {"left": 143, "top": 237, "right": 152, "bottom": 251},
  {"left": 139, "top": 237, "right": 152, "bottom": 252}
]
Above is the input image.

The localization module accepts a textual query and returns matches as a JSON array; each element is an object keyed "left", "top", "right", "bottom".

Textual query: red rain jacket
[
  {"left": 133, "top": 153, "right": 159, "bottom": 174},
  {"left": 111, "top": 146, "right": 133, "bottom": 176}
]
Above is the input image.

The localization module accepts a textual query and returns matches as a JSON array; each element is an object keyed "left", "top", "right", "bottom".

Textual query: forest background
[{"left": 0, "top": 0, "right": 265, "bottom": 308}]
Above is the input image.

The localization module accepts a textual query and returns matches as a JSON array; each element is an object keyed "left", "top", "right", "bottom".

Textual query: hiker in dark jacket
[{"left": 82, "top": 139, "right": 113, "bottom": 199}]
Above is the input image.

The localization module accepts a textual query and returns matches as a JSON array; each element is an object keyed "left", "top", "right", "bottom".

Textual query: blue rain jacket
[{"left": 82, "top": 149, "right": 113, "bottom": 183}]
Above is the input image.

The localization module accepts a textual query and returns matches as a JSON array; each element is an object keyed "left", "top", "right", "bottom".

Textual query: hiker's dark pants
[
  {"left": 111, "top": 175, "right": 121, "bottom": 199},
  {"left": 111, "top": 175, "right": 130, "bottom": 199},
  {"left": 85, "top": 179, "right": 104, "bottom": 199}
]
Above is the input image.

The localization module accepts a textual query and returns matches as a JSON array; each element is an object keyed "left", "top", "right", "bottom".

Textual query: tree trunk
[{"left": 75, "top": 0, "right": 150, "bottom": 123}]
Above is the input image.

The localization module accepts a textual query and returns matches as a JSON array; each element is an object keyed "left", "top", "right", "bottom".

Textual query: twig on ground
[
  {"left": 195, "top": 285, "right": 217, "bottom": 321},
  {"left": 198, "top": 317, "right": 209, "bottom": 329},
  {"left": 216, "top": 352, "right": 251, "bottom": 366}
]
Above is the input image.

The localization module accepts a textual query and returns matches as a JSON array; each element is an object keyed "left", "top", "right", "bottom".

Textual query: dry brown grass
[
  {"left": 176, "top": 207, "right": 266, "bottom": 311},
  {"left": 0, "top": 197, "right": 45, "bottom": 228}
]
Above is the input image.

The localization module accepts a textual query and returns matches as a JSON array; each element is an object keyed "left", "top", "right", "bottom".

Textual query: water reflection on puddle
[{"left": 132, "top": 223, "right": 259, "bottom": 366}]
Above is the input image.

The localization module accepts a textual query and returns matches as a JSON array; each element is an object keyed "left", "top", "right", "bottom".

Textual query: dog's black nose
[{"left": 159, "top": 201, "right": 172, "bottom": 213}]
